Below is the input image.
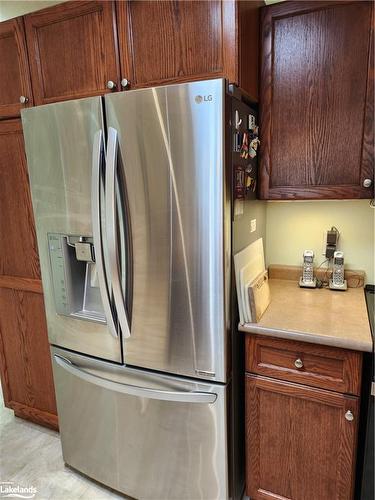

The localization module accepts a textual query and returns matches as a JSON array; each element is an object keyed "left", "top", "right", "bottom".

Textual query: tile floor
[{"left": 0, "top": 391, "right": 124, "bottom": 499}]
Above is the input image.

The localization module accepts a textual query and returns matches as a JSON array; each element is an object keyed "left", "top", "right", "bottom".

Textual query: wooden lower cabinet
[
  {"left": 0, "top": 119, "right": 57, "bottom": 429},
  {"left": 0, "top": 287, "right": 57, "bottom": 429},
  {"left": 246, "top": 374, "right": 359, "bottom": 500}
]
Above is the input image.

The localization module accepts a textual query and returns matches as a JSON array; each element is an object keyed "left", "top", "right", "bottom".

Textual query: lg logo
[{"left": 195, "top": 95, "right": 213, "bottom": 104}]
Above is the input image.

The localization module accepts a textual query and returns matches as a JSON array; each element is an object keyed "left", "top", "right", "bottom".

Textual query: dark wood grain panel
[
  {"left": 246, "top": 374, "right": 359, "bottom": 500},
  {"left": 245, "top": 335, "right": 362, "bottom": 395},
  {"left": 361, "top": 5, "right": 375, "bottom": 192},
  {"left": 117, "top": 0, "right": 226, "bottom": 88},
  {"left": 0, "top": 120, "right": 40, "bottom": 279},
  {"left": 0, "top": 18, "right": 33, "bottom": 118},
  {"left": 237, "top": 0, "right": 263, "bottom": 101},
  {"left": 24, "top": 1, "right": 120, "bottom": 104},
  {"left": 12, "top": 402, "right": 58, "bottom": 430},
  {"left": 259, "top": 1, "right": 374, "bottom": 199},
  {"left": 0, "top": 288, "right": 56, "bottom": 417},
  {"left": 0, "top": 276, "right": 43, "bottom": 293}
]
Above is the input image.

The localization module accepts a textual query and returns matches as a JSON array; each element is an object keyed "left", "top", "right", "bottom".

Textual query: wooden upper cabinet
[
  {"left": 259, "top": 1, "right": 374, "bottom": 200},
  {"left": 0, "top": 120, "right": 40, "bottom": 279},
  {"left": 0, "top": 18, "right": 33, "bottom": 118},
  {"left": 24, "top": 1, "right": 120, "bottom": 105},
  {"left": 116, "top": 0, "right": 238, "bottom": 90},
  {"left": 246, "top": 374, "right": 359, "bottom": 500}
]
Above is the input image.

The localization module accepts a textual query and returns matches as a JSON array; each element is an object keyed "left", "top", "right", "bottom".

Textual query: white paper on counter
[{"left": 234, "top": 238, "right": 266, "bottom": 324}]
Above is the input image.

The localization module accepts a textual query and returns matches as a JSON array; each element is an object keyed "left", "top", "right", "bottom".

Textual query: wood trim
[
  {"left": 115, "top": 0, "right": 135, "bottom": 88},
  {"left": 0, "top": 276, "right": 43, "bottom": 293},
  {"left": 114, "top": 70, "right": 225, "bottom": 91},
  {"left": 268, "top": 264, "right": 365, "bottom": 288},
  {"left": 222, "top": 0, "right": 238, "bottom": 85},
  {"left": 245, "top": 334, "right": 363, "bottom": 395},
  {"left": 9, "top": 401, "right": 58, "bottom": 431},
  {"left": 361, "top": 2, "right": 375, "bottom": 195},
  {"left": 259, "top": 0, "right": 367, "bottom": 18},
  {"left": 258, "top": 3, "right": 272, "bottom": 199},
  {"left": 237, "top": 0, "right": 264, "bottom": 102},
  {"left": 0, "top": 319, "right": 11, "bottom": 404},
  {"left": 0, "top": 116, "right": 23, "bottom": 134},
  {"left": 259, "top": 185, "right": 374, "bottom": 200}
]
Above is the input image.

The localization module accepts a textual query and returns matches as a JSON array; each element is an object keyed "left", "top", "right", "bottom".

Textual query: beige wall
[
  {"left": 0, "top": 1, "right": 65, "bottom": 21},
  {"left": 234, "top": 200, "right": 267, "bottom": 254},
  {"left": 265, "top": 200, "right": 375, "bottom": 283}
]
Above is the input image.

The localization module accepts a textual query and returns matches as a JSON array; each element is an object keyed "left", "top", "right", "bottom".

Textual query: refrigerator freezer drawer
[{"left": 52, "top": 347, "right": 229, "bottom": 500}]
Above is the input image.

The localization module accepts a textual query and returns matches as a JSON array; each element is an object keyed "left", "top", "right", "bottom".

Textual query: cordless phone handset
[
  {"left": 299, "top": 250, "right": 317, "bottom": 288},
  {"left": 329, "top": 251, "right": 347, "bottom": 291}
]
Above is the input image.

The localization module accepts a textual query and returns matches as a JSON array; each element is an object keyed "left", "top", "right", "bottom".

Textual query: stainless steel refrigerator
[{"left": 21, "top": 78, "right": 257, "bottom": 500}]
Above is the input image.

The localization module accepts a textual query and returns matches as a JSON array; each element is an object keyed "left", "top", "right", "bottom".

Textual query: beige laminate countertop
[{"left": 239, "top": 279, "right": 373, "bottom": 352}]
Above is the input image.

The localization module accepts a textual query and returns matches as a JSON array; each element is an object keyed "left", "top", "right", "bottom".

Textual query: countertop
[{"left": 239, "top": 279, "right": 373, "bottom": 352}]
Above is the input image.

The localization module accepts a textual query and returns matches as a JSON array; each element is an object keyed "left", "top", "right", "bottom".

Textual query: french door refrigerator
[{"left": 21, "top": 78, "right": 254, "bottom": 500}]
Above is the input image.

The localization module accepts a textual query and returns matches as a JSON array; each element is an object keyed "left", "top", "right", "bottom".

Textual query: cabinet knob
[
  {"left": 121, "top": 78, "right": 130, "bottom": 89},
  {"left": 363, "top": 179, "right": 372, "bottom": 188},
  {"left": 106, "top": 80, "right": 116, "bottom": 90},
  {"left": 345, "top": 410, "right": 354, "bottom": 422},
  {"left": 294, "top": 358, "right": 303, "bottom": 369},
  {"left": 20, "top": 96, "right": 29, "bottom": 104}
]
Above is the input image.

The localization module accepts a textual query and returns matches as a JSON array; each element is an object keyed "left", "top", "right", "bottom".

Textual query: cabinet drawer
[{"left": 245, "top": 335, "right": 362, "bottom": 395}]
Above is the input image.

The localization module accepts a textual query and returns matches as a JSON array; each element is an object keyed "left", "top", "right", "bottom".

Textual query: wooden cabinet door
[
  {"left": 24, "top": 1, "right": 120, "bottom": 105},
  {"left": 0, "top": 18, "right": 33, "bottom": 118},
  {"left": 116, "top": 0, "right": 237, "bottom": 89},
  {"left": 246, "top": 374, "right": 359, "bottom": 500},
  {"left": 0, "top": 120, "right": 40, "bottom": 279},
  {"left": 259, "top": 1, "right": 374, "bottom": 199},
  {"left": 0, "top": 119, "right": 57, "bottom": 429},
  {"left": 0, "top": 287, "right": 57, "bottom": 429}
]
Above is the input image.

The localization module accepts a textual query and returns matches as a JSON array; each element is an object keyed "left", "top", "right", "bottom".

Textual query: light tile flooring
[{"left": 0, "top": 391, "right": 124, "bottom": 499}]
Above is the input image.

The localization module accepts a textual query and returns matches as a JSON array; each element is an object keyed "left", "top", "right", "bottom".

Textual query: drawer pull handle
[
  {"left": 345, "top": 410, "right": 354, "bottom": 422},
  {"left": 294, "top": 358, "right": 303, "bottom": 369}
]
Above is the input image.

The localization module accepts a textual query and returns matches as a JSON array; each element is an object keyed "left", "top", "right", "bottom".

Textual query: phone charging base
[
  {"left": 329, "top": 279, "right": 348, "bottom": 291},
  {"left": 299, "top": 277, "right": 317, "bottom": 288}
]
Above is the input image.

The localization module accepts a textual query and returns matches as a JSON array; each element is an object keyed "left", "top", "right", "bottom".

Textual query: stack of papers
[{"left": 234, "top": 238, "right": 266, "bottom": 324}]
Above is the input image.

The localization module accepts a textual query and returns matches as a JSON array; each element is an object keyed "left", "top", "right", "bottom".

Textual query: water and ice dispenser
[{"left": 48, "top": 233, "right": 106, "bottom": 324}]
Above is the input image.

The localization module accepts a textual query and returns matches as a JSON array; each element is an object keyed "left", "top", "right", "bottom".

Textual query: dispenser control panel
[{"left": 48, "top": 233, "right": 70, "bottom": 315}]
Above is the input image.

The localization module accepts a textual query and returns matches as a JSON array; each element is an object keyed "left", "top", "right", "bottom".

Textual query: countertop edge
[{"left": 238, "top": 323, "right": 373, "bottom": 353}]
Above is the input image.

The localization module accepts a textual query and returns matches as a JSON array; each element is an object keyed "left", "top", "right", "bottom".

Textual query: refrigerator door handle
[
  {"left": 106, "top": 127, "right": 131, "bottom": 339},
  {"left": 54, "top": 354, "right": 217, "bottom": 404},
  {"left": 91, "top": 129, "right": 118, "bottom": 339}
]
